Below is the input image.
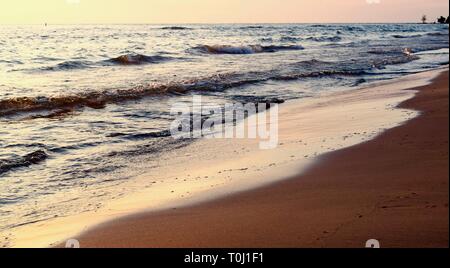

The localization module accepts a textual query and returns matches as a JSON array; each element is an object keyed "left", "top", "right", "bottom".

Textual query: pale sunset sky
[{"left": 0, "top": 0, "right": 448, "bottom": 24}]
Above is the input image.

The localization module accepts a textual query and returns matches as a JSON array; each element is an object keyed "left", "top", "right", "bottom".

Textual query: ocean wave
[
  {"left": 286, "top": 58, "right": 330, "bottom": 68},
  {"left": 279, "top": 36, "right": 301, "bottom": 42},
  {"left": 367, "top": 47, "right": 415, "bottom": 56},
  {"left": 160, "top": 26, "right": 192, "bottom": 30},
  {"left": 0, "top": 81, "right": 194, "bottom": 117},
  {"left": 370, "top": 54, "right": 419, "bottom": 68},
  {"left": 122, "top": 130, "right": 173, "bottom": 140},
  {"left": 427, "top": 32, "right": 448, "bottom": 37},
  {"left": 260, "top": 37, "right": 273, "bottom": 42},
  {"left": 192, "top": 44, "right": 304, "bottom": 54},
  {"left": 392, "top": 32, "right": 448, "bottom": 39},
  {"left": 342, "top": 26, "right": 365, "bottom": 32},
  {"left": 230, "top": 95, "right": 286, "bottom": 106},
  {"left": 367, "top": 49, "right": 395, "bottom": 55},
  {"left": 0, "top": 59, "right": 24, "bottom": 65},
  {"left": 272, "top": 70, "right": 369, "bottom": 81},
  {"left": 14, "top": 54, "right": 174, "bottom": 72},
  {"left": 0, "top": 54, "right": 421, "bottom": 117},
  {"left": 306, "top": 36, "right": 342, "bottom": 42},
  {"left": 0, "top": 150, "right": 48, "bottom": 175},
  {"left": 263, "top": 45, "right": 305, "bottom": 52},
  {"left": 0, "top": 70, "right": 358, "bottom": 117},
  {"left": 40, "top": 60, "right": 93, "bottom": 71},
  {"left": 239, "top": 26, "right": 264, "bottom": 29},
  {"left": 392, "top": 34, "right": 423, "bottom": 39},
  {"left": 0, "top": 72, "right": 315, "bottom": 116},
  {"left": 108, "top": 54, "right": 173, "bottom": 65}
]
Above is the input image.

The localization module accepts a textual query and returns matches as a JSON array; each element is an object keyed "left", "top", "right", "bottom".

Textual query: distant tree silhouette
[
  {"left": 446, "top": 16, "right": 450, "bottom": 24},
  {"left": 421, "top": 15, "right": 427, "bottom": 24},
  {"left": 437, "top": 16, "right": 446, "bottom": 24}
]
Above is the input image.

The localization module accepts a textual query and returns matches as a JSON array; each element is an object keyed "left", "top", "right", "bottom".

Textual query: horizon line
[{"left": 0, "top": 21, "right": 444, "bottom": 26}]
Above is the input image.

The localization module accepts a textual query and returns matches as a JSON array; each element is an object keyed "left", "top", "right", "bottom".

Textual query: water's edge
[{"left": 3, "top": 66, "right": 445, "bottom": 248}]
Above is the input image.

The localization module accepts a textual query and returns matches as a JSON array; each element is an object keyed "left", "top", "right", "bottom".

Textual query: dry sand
[{"left": 74, "top": 71, "right": 449, "bottom": 248}]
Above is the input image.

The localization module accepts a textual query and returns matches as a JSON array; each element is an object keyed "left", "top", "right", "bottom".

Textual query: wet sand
[{"left": 73, "top": 71, "right": 448, "bottom": 248}]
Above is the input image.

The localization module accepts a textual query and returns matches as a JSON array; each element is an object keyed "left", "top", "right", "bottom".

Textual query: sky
[{"left": 0, "top": 0, "right": 448, "bottom": 24}]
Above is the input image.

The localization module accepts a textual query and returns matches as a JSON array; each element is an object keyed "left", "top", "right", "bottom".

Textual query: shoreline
[
  {"left": 72, "top": 69, "right": 449, "bottom": 248},
  {"left": 1, "top": 68, "right": 444, "bottom": 248}
]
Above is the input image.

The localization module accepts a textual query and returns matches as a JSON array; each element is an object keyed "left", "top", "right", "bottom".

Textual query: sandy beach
[
  {"left": 1, "top": 2, "right": 449, "bottom": 252},
  {"left": 69, "top": 69, "right": 449, "bottom": 248}
]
